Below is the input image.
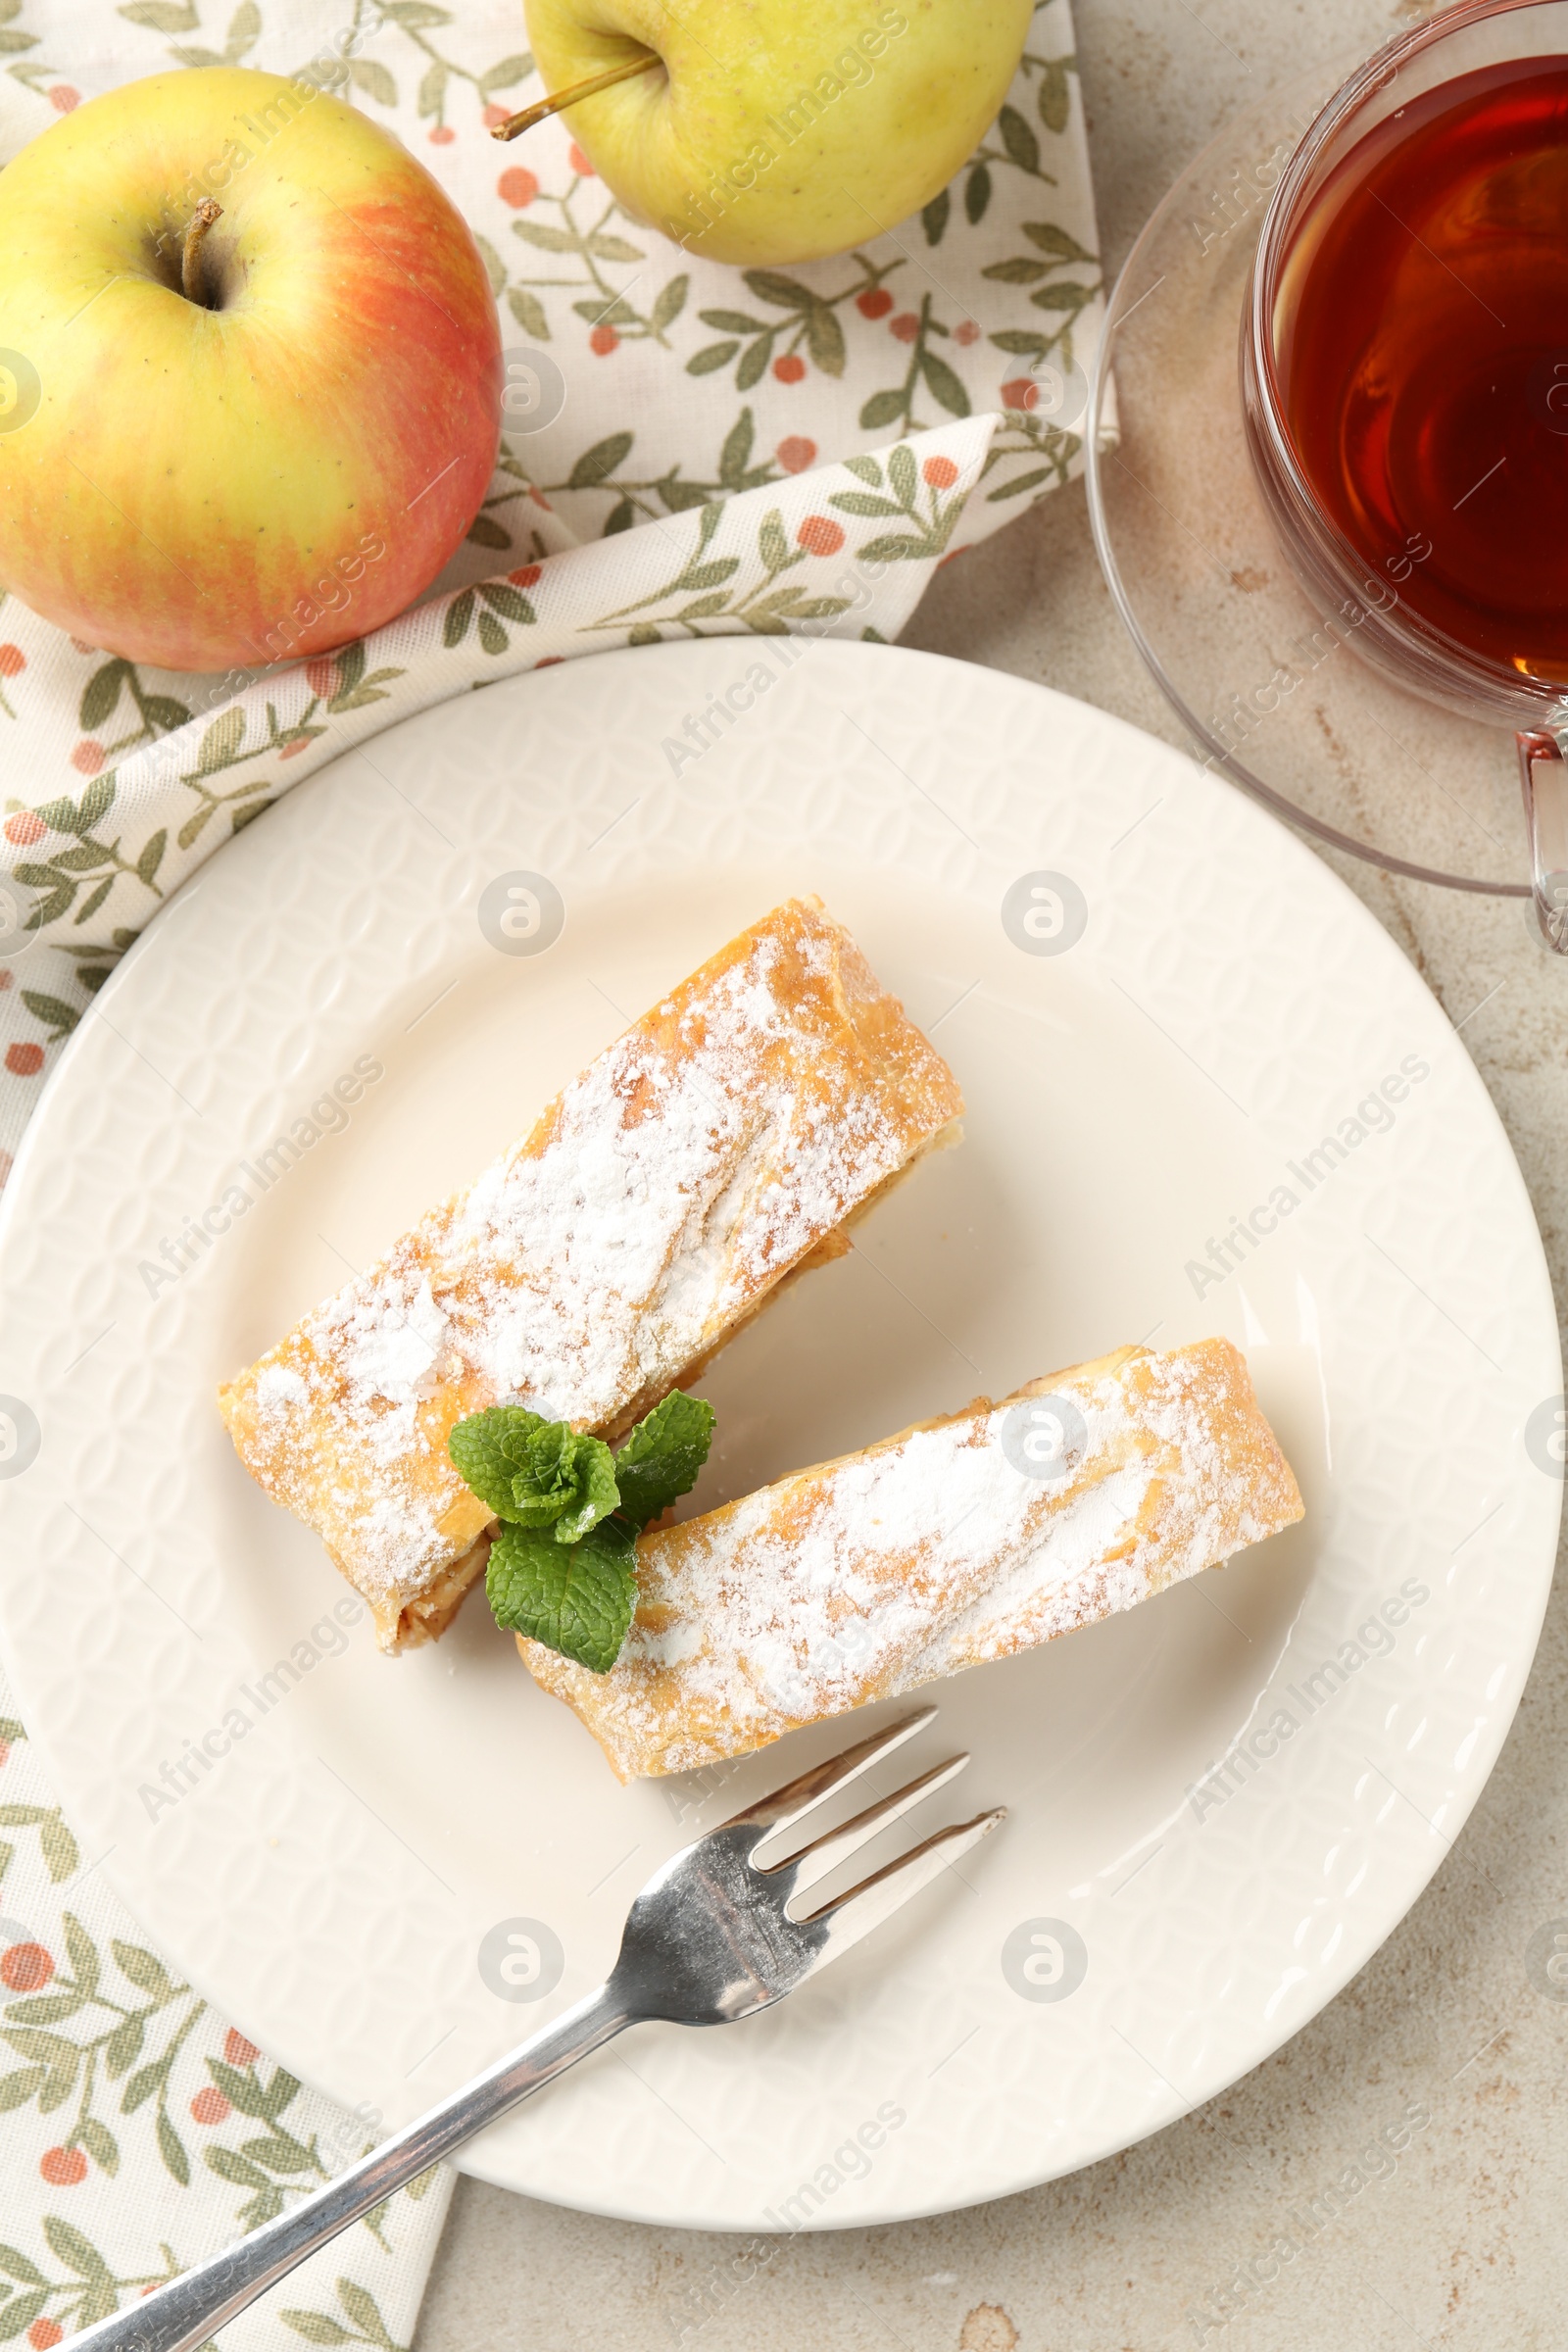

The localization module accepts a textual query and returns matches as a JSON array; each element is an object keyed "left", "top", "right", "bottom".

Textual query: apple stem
[
  {"left": 491, "top": 52, "right": 662, "bottom": 142},
  {"left": 181, "top": 198, "right": 223, "bottom": 305}
]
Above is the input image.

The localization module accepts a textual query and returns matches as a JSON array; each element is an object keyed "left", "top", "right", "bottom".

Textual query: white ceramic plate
[{"left": 0, "top": 641, "right": 1557, "bottom": 2230}]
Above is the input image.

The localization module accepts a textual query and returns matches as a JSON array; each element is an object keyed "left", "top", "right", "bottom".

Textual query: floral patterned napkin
[
  {"left": 0, "top": 1659, "right": 453, "bottom": 2351},
  {"left": 0, "top": 1, "right": 1103, "bottom": 2340}
]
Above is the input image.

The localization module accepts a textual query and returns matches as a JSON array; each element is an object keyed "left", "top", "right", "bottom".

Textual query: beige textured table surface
[{"left": 414, "top": 6, "right": 1568, "bottom": 2344}]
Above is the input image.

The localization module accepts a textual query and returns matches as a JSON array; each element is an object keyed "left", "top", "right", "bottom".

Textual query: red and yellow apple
[{"left": 0, "top": 69, "right": 501, "bottom": 673}]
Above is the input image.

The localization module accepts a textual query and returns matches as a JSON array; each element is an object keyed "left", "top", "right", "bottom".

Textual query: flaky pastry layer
[
  {"left": 219, "top": 898, "right": 963, "bottom": 1650},
  {"left": 518, "top": 1339, "right": 1304, "bottom": 1778}
]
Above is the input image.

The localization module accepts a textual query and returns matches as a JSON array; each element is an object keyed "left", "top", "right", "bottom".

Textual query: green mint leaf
[
  {"left": 513, "top": 1422, "right": 618, "bottom": 1541},
  {"left": 448, "top": 1406, "right": 549, "bottom": 1521},
  {"left": 449, "top": 1410, "right": 619, "bottom": 1540},
  {"left": 486, "top": 1517, "right": 638, "bottom": 1673},
  {"left": 466, "top": 1394, "right": 715, "bottom": 1666},
  {"left": 612, "top": 1393, "right": 715, "bottom": 1532}
]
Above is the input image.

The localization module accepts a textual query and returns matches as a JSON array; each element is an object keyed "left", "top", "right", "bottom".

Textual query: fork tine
[
  {"left": 769, "top": 1754, "right": 972, "bottom": 1898},
  {"left": 797, "top": 1808, "right": 1006, "bottom": 1956},
  {"left": 723, "top": 1705, "right": 939, "bottom": 1846}
]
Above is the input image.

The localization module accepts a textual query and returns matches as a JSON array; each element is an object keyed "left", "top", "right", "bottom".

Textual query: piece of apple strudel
[
  {"left": 219, "top": 898, "right": 964, "bottom": 1652},
  {"left": 518, "top": 1339, "right": 1303, "bottom": 1779}
]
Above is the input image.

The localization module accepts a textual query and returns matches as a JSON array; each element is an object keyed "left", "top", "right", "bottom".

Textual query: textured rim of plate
[{"left": 0, "top": 639, "right": 1557, "bottom": 2229}]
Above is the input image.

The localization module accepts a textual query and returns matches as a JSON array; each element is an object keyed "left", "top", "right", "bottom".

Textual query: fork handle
[{"left": 65, "top": 1984, "right": 632, "bottom": 2352}]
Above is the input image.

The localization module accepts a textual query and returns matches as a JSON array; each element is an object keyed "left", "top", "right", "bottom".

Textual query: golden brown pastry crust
[
  {"left": 518, "top": 1339, "right": 1304, "bottom": 1779},
  {"left": 218, "top": 899, "right": 964, "bottom": 1651}
]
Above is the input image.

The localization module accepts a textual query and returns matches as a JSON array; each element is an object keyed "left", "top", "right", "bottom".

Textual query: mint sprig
[
  {"left": 449, "top": 1393, "right": 716, "bottom": 1674},
  {"left": 448, "top": 1408, "right": 618, "bottom": 1542}
]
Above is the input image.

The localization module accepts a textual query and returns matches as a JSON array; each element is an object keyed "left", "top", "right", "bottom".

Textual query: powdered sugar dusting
[
  {"left": 220, "top": 901, "right": 964, "bottom": 1633},
  {"left": 524, "top": 1340, "right": 1304, "bottom": 1778}
]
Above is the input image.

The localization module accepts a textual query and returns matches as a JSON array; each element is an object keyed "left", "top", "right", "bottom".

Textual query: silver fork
[{"left": 66, "top": 1707, "right": 1003, "bottom": 2352}]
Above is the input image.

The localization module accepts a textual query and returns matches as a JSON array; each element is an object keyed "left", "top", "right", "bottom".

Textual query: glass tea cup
[{"left": 1242, "top": 0, "right": 1568, "bottom": 948}]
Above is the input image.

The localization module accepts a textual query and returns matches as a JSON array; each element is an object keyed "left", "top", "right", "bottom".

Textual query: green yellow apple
[
  {"left": 520, "top": 0, "right": 1035, "bottom": 266},
  {"left": 0, "top": 68, "right": 501, "bottom": 673}
]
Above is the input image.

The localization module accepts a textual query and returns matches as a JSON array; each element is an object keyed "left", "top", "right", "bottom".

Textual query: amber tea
[{"left": 1273, "top": 54, "right": 1568, "bottom": 685}]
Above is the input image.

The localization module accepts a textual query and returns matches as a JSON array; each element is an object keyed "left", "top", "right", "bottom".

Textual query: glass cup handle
[{"left": 1518, "top": 727, "right": 1568, "bottom": 952}]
